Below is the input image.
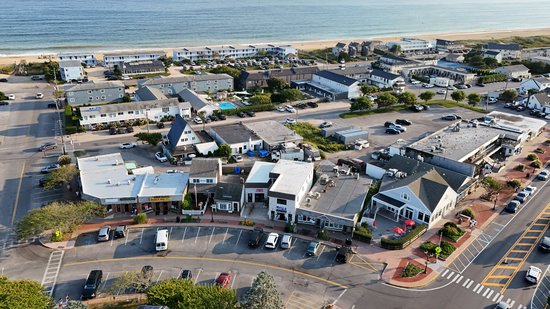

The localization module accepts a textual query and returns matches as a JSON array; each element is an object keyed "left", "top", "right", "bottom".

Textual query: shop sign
[
  {"left": 150, "top": 196, "right": 171, "bottom": 202},
  {"left": 276, "top": 206, "right": 287, "bottom": 212}
]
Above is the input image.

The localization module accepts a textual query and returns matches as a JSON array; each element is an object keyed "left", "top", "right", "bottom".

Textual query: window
[
  {"left": 87, "top": 90, "right": 92, "bottom": 94},
  {"left": 89, "top": 115, "right": 95, "bottom": 118},
  {"left": 401, "top": 193, "right": 410, "bottom": 201},
  {"left": 69, "top": 98, "right": 75, "bottom": 103},
  {"left": 180, "top": 138, "right": 188, "bottom": 142},
  {"left": 206, "top": 179, "right": 213, "bottom": 183},
  {"left": 128, "top": 111, "right": 134, "bottom": 114},
  {"left": 298, "top": 214, "right": 315, "bottom": 224},
  {"left": 162, "top": 107, "right": 170, "bottom": 113},
  {"left": 119, "top": 94, "right": 123, "bottom": 98},
  {"left": 109, "top": 113, "right": 115, "bottom": 117},
  {"left": 100, "top": 89, "right": 105, "bottom": 93},
  {"left": 276, "top": 199, "right": 287, "bottom": 205},
  {"left": 100, "top": 114, "right": 106, "bottom": 117},
  {"left": 118, "top": 112, "right": 124, "bottom": 115},
  {"left": 101, "top": 95, "right": 106, "bottom": 99},
  {"left": 192, "top": 179, "right": 199, "bottom": 183},
  {"left": 324, "top": 221, "right": 343, "bottom": 230},
  {"left": 95, "top": 96, "right": 99, "bottom": 100},
  {"left": 88, "top": 97, "right": 93, "bottom": 101},
  {"left": 68, "top": 92, "right": 74, "bottom": 96}
]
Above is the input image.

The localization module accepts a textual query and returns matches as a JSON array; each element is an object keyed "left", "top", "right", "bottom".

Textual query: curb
[{"left": 381, "top": 267, "right": 441, "bottom": 289}]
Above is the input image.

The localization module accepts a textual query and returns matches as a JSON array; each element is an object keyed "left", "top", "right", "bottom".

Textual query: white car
[
  {"left": 437, "top": 89, "right": 447, "bottom": 95},
  {"left": 390, "top": 123, "right": 407, "bottom": 132},
  {"left": 280, "top": 233, "right": 292, "bottom": 249},
  {"left": 522, "top": 185, "right": 537, "bottom": 196},
  {"left": 285, "top": 105, "right": 296, "bottom": 113},
  {"left": 155, "top": 152, "right": 168, "bottom": 163},
  {"left": 447, "top": 86, "right": 457, "bottom": 91},
  {"left": 265, "top": 233, "right": 279, "bottom": 249},
  {"left": 8, "top": 94, "right": 15, "bottom": 100},
  {"left": 410, "top": 80, "right": 421, "bottom": 85},
  {"left": 193, "top": 116, "right": 203, "bottom": 124},
  {"left": 423, "top": 83, "right": 434, "bottom": 88},
  {"left": 319, "top": 121, "right": 333, "bottom": 128},
  {"left": 36, "top": 93, "right": 44, "bottom": 99},
  {"left": 285, "top": 118, "right": 297, "bottom": 125},
  {"left": 276, "top": 106, "right": 285, "bottom": 112},
  {"left": 525, "top": 265, "right": 542, "bottom": 284},
  {"left": 119, "top": 142, "right": 136, "bottom": 149},
  {"left": 537, "top": 170, "right": 549, "bottom": 180}
]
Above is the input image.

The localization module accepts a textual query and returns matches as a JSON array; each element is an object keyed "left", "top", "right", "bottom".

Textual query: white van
[{"left": 155, "top": 229, "right": 168, "bottom": 252}]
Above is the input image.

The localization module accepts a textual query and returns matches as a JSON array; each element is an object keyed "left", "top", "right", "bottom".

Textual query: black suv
[
  {"left": 81, "top": 270, "right": 103, "bottom": 300},
  {"left": 248, "top": 227, "right": 264, "bottom": 248},
  {"left": 307, "top": 102, "right": 319, "bottom": 108},
  {"left": 217, "top": 113, "right": 227, "bottom": 120},
  {"left": 237, "top": 111, "right": 246, "bottom": 118},
  {"left": 156, "top": 122, "right": 165, "bottom": 129},
  {"left": 246, "top": 111, "right": 256, "bottom": 117}
]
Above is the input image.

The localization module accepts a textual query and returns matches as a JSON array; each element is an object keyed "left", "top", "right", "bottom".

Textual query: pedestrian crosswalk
[{"left": 440, "top": 268, "right": 527, "bottom": 309}]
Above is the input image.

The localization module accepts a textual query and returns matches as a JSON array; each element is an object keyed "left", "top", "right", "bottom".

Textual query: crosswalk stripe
[
  {"left": 441, "top": 269, "right": 449, "bottom": 277},
  {"left": 486, "top": 290, "right": 493, "bottom": 299},
  {"left": 509, "top": 300, "right": 515, "bottom": 307},
  {"left": 473, "top": 283, "right": 480, "bottom": 292},
  {"left": 462, "top": 278, "right": 470, "bottom": 287},
  {"left": 447, "top": 271, "right": 455, "bottom": 279},
  {"left": 455, "top": 276, "right": 463, "bottom": 284},
  {"left": 476, "top": 286, "right": 484, "bottom": 294},
  {"left": 497, "top": 295, "right": 503, "bottom": 302},
  {"left": 466, "top": 280, "right": 474, "bottom": 289},
  {"left": 482, "top": 288, "right": 490, "bottom": 297},
  {"left": 492, "top": 292, "right": 500, "bottom": 302},
  {"left": 516, "top": 305, "right": 523, "bottom": 309}
]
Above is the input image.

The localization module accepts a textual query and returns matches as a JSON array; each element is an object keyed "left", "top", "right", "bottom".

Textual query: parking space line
[
  {"left": 316, "top": 245, "right": 325, "bottom": 262},
  {"left": 110, "top": 232, "right": 114, "bottom": 247},
  {"left": 230, "top": 272, "right": 237, "bottom": 289},
  {"left": 155, "top": 270, "right": 163, "bottom": 284},
  {"left": 492, "top": 293, "right": 501, "bottom": 302},
  {"left": 473, "top": 283, "right": 480, "bottom": 292},
  {"left": 209, "top": 227, "right": 215, "bottom": 244},
  {"left": 462, "top": 278, "right": 470, "bottom": 287},
  {"left": 124, "top": 233, "right": 129, "bottom": 245},
  {"left": 486, "top": 290, "right": 494, "bottom": 299},
  {"left": 331, "top": 288, "right": 347, "bottom": 306},
  {"left": 195, "top": 227, "right": 200, "bottom": 244},
  {"left": 169, "top": 227, "right": 173, "bottom": 239},
  {"left": 194, "top": 269, "right": 202, "bottom": 285},
  {"left": 182, "top": 227, "right": 187, "bottom": 243},
  {"left": 222, "top": 228, "right": 228, "bottom": 244},
  {"left": 139, "top": 228, "right": 144, "bottom": 244},
  {"left": 235, "top": 230, "right": 242, "bottom": 246},
  {"left": 482, "top": 288, "right": 489, "bottom": 297},
  {"left": 176, "top": 268, "right": 184, "bottom": 279}
]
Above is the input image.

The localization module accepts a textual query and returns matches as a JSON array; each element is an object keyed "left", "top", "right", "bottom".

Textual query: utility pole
[{"left": 146, "top": 109, "right": 150, "bottom": 134}]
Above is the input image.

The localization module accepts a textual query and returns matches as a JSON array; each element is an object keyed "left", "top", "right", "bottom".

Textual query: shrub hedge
[
  {"left": 527, "top": 153, "right": 539, "bottom": 161},
  {"left": 381, "top": 224, "right": 428, "bottom": 250},
  {"left": 478, "top": 73, "right": 507, "bottom": 84},
  {"left": 438, "top": 222, "right": 465, "bottom": 242},
  {"left": 531, "top": 160, "right": 542, "bottom": 168},
  {"left": 401, "top": 263, "right": 424, "bottom": 278},
  {"left": 460, "top": 208, "right": 475, "bottom": 220},
  {"left": 440, "top": 240, "right": 456, "bottom": 257},
  {"left": 353, "top": 224, "right": 372, "bottom": 244},
  {"left": 221, "top": 104, "right": 275, "bottom": 116}
]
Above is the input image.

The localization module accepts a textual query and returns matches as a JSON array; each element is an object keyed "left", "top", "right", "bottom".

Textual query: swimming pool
[{"left": 218, "top": 101, "right": 237, "bottom": 110}]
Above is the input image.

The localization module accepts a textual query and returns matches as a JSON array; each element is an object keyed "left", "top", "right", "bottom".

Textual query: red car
[{"left": 216, "top": 272, "right": 231, "bottom": 288}]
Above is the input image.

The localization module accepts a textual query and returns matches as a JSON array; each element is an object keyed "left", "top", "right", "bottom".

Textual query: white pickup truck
[{"left": 354, "top": 139, "right": 370, "bottom": 150}]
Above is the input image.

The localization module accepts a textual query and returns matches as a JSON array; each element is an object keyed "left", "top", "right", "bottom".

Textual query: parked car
[
  {"left": 447, "top": 86, "right": 457, "bottom": 91},
  {"left": 113, "top": 225, "right": 127, "bottom": 239},
  {"left": 384, "top": 121, "right": 395, "bottom": 128},
  {"left": 156, "top": 122, "right": 165, "bottom": 128},
  {"left": 504, "top": 103, "right": 514, "bottom": 109},
  {"left": 514, "top": 191, "right": 529, "bottom": 203},
  {"left": 0, "top": 78, "right": 8, "bottom": 82},
  {"left": 280, "top": 234, "right": 292, "bottom": 249},
  {"left": 208, "top": 114, "right": 218, "bottom": 121},
  {"left": 125, "top": 126, "right": 134, "bottom": 133},
  {"left": 97, "top": 226, "right": 111, "bottom": 242},
  {"left": 538, "top": 236, "right": 550, "bottom": 252},
  {"left": 35, "top": 93, "right": 44, "bottom": 99},
  {"left": 525, "top": 266, "right": 542, "bottom": 284},
  {"left": 193, "top": 116, "right": 203, "bottom": 124},
  {"left": 0, "top": 101, "right": 9, "bottom": 106},
  {"left": 285, "top": 118, "right": 297, "bottom": 125},
  {"left": 537, "top": 170, "right": 549, "bottom": 180},
  {"left": 441, "top": 115, "right": 458, "bottom": 121},
  {"left": 276, "top": 106, "right": 285, "bottom": 112},
  {"left": 504, "top": 200, "right": 520, "bottom": 213},
  {"left": 237, "top": 111, "right": 246, "bottom": 118},
  {"left": 307, "top": 102, "right": 318, "bottom": 108},
  {"left": 285, "top": 105, "right": 296, "bottom": 113},
  {"left": 385, "top": 128, "right": 401, "bottom": 135},
  {"left": 306, "top": 240, "right": 320, "bottom": 256},
  {"left": 81, "top": 270, "right": 102, "bottom": 300},
  {"left": 515, "top": 105, "right": 526, "bottom": 112},
  {"left": 39, "top": 142, "right": 57, "bottom": 151},
  {"left": 180, "top": 269, "right": 193, "bottom": 280},
  {"left": 265, "top": 233, "right": 279, "bottom": 249},
  {"left": 217, "top": 113, "right": 226, "bottom": 120},
  {"left": 421, "top": 104, "right": 430, "bottom": 110},
  {"left": 119, "top": 142, "right": 136, "bottom": 149},
  {"left": 216, "top": 272, "right": 231, "bottom": 288},
  {"left": 296, "top": 102, "right": 307, "bottom": 109},
  {"left": 109, "top": 127, "right": 117, "bottom": 135},
  {"left": 457, "top": 84, "right": 468, "bottom": 89},
  {"left": 41, "top": 164, "right": 61, "bottom": 174},
  {"left": 246, "top": 111, "right": 256, "bottom": 117},
  {"left": 231, "top": 154, "right": 243, "bottom": 162},
  {"left": 319, "top": 121, "right": 333, "bottom": 128},
  {"left": 8, "top": 94, "right": 15, "bottom": 100},
  {"left": 31, "top": 75, "right": 43, "bottom": 81},
  {"left": 389, "top": 124, "right": 406, "bottom": 132},
  {"left": 410, "top": 105, "right": 423, "bottom": 112},
  {"left": 155, "top": 152, "right": 168, "bottom": 163},
  {"left": 495, "top": 301, "right": 510, "bottom": 309},
  {"left": 248, "top": 227, "right": 264, "bottom": 248},
  {"left": 436, "top": 89, "right": 447, "bottom": 95},
  {"left": 522, "top": 185, "right": 537, "bottom": 196},
  {"left": 395, "top": 119, "right": 412, "bottom": 126}
]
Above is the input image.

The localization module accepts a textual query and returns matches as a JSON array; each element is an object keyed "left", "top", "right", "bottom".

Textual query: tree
[
  {"left": 350, "top": 96, "right": 373, "bottom": 111},
  {"left": 266, "top": 78, "right": 287, "bottom": 93},
  {"left": 214, "top": 144, "right": 232, "bottom": 158},
  {"left": 450, "top": 90, "right": 466, "bottom": 103},
  {"left": 122, "top": 94, "right": 132, "bottom": 102},
  {"left": 483, "top": 57, "right": 499, "bottom": 68},
  {"left": 249, "top": 94, "right": 271, "bottom": 105},
  {"left": 57, "top": 154, "right": 72, "bottom": 166},
  {"left": 398, "top": 91, "right": 417, "bottom": 105},
  {"left": 482, "top": 176, "right": 503, "bottom": 197},
  {"left": 242, "top": 271, "right": 282, "bottom": 309},
  {"left": 159, "top": 56, "right": 173, "bottom": 68},
  {"left": 42, "top": 61, "right": 60, "bottom": 82},
  {"left": 210, "top": 65, "right": 241, "bottom": 79},
  {"left": 43, "top": 164, "right": 78, "bottom": 190},
  {"left": 0, "top": 276, "right": 54, "bottom": 309},
  {"left": 467, "top": 93, "right": 481, "bottom": 106},
  {"left": 280, "top": 88, "right": 302, "bottom": 102},
  {"left": 375, "top": 92, "right": 398, "bottom": 107},
  {"left": 0, "top": 91, "right": 6, "bottom": 100},
  {"left": 499, "top": 89, "right": 518, "bottom": 102},
  {"left": 419, "top": 91, "right": 435, "bottom": 103},
  {"left": 337, "top": 52, "right": 351, "bottom": 63},
  {"left": 113, "top": 65, "right": 122, "bottom": 79},
  {"left": 389, "top": 44, "right": 401, "bottom": 55},
  {"left": 147, "top": 278, "right": 238, "bottom": 309},
  {"left": 15, "top": 201, "right": 105, "bottom": 240},
  {"left": 134, "top": 132, "right": 163, "bottom": 146},
  {"left": 360, "top": 84, "right": 378, "bottom": 95},
  {"left": 109, "top": 271, "right": 152, "bottom": 294}
]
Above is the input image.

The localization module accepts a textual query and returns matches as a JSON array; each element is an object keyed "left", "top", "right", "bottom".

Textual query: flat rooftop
[
  {"left": 270, "top": 160, "right": 313, "bottom": 196},
  {"left": 488, "top": 111, "right": 547, "bottom": 135},
  {"left": 246, "top": 162, "right": 276, "bottom": 184},
  {"left": 244, "top": 120, "right": 303, "bottom": 146},
  {"left": 138, "top": 173, "right": 188, "bottom": 197},
  {"left": 209, "top": 123, "right": 261, "bottom": 145},
  {"left": 407, "top": 122, "right": 504, "bottom": 162},
  {"left": 302, "top": 161, "right": 372, "bottom": 222}
]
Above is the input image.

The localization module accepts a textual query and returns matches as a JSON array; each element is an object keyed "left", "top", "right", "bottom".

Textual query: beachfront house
[
  {"left": 386, "top": 38, "right": 436, "bottom": 54},
  {"left": 239, "top": 67, "right": 319, "bottom": 89},
  {"left": 58, "top": 52, "right": 97, "bottom": 67},
  {"left": 65, "top": 81, "right": 125, "bottom": 106},
  {"left": 120, "top": 60, "right": 165, "bottom": 75},
  {"left": 482, "top": 43, "right": 522, "bottom": 59},
  {"left": 483, "top": 51, "right": 503, "bottom": 64},
  {"left": 102, "top": 51, "right": 167, "bottom": 67},
  {"left": 494, "top": 65, "right": 531, "bottom": 80},
  {"left": 59, "top": 60, "right": 85, "bottom": 82},
  {"left": 445, "top": 53, "right": 465, "bottom": 63},
  {"left": 172, "top": 44, "right": 297, "bottom": 62},
  {"left": 332, "top": 42, "right": 348, "bottom": 56},
  {"left": 292, "top": 70, "right": 361, "bottom": 100},
  {"left": 78, "top": 98, "right": 191, "bottom": 130},
  {"left": 138, "top": 74, "right": 233, "bottom": 95}
]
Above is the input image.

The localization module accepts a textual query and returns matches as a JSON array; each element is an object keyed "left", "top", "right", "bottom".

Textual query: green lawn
[
  {"left": 458, "top": 35, "right": 550, "bottom": 48},
  {"left": 424, "top": 100, "right": 486, "bottom": 113},
  {"left": 286, "top": 122, "right": 345, "bottom": 152}
]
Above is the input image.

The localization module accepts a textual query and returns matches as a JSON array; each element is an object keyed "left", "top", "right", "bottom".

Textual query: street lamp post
[{"left": 146, "top": 109, "right": 150, "bottom": 134}]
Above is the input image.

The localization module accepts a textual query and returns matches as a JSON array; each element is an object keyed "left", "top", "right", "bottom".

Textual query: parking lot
[{"left": 55, "top": 226, "right": 384, "bottom": 307}]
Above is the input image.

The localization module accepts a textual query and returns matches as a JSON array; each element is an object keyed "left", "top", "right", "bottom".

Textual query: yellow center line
[
  {"left": 483, "top": 282, "right": 506, "bottom": 287},
  {"left": 522, "top": 236, "right": 540, "bottom": 239},
  {"left": 510, "top": 249, "right": 529, "bottom": 253},
  {"left": 503, "top": 257, "right": 523, "bottom": 261},
  {"left": 533, "top": 223, "right": 548, "bottom": 226},
  {"left": 494, "top": 265, "right": 520, "bottom": 270},
  {"left": 64, "top": 256, "right": 348, "bottom": 289},
  {"left": 10, "top": 161, "right": 26, "bottom": 225},
  {"left": 487, "top": 275, "right": 512, "bottom": 279}
]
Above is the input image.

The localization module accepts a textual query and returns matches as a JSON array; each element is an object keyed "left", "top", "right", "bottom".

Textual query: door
[
  {"left": 247, "top": 193, "right": 253, "bottom": 203},
  {"left": 404, "top": 207, "right": 414, "bottom": 220}
]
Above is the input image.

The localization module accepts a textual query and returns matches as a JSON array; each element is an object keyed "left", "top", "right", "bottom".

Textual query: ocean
[{"left": 2, "top": 0, "right": 550, "bottom": 55}]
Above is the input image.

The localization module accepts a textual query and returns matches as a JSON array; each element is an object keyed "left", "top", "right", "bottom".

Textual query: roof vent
[
  {"left": 107, "top": 179, "right": 111, "bottom": 184},
  {"left": 127, "top": 180, "right": 131, "bottom": 185},
  {"left": 116, "top": 182, "right": 120, "bottom": 186},
  {"left": 154, "top": 176, "right": 159, "bottom": 184}
]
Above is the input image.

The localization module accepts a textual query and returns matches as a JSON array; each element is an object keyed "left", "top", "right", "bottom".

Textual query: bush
[
  {"left": 531, "top": 160, "right": 542, "bottom": 168},
  {"left": 133, "top": 213, "right": 148, "bottom": 224},
  {"left": 180, "top": 215, "right": 200, "bottom": 223},
  {"left": 381, "top": 224, "right": 428, "bottom": 249},
  {"left": 285, "top": 223, "right": 296, "bottom": 233},
  {"left": 460, "top": 208, "right": 475, "bottom": 220},
  {"left": 65, "top": 126, "right": 78, "bottom": 134},
  {"left": 440, "top": 241, "right": 456, "bottom": 256},
  {"left": 478, "top": 73, "right": 507, "bottom": 84},
  {"left": 439, "top": 223, "right": 465, "bottom": 242},
  {"left": 353, "top": 224, "right": 372, "bottom": 243},
  {"left": 507, "top": 179, "right": 522, "bottom": 189},
  {"left": 239, "top": 219, "right": 255, "bottom": 226},
  {"left": 419, "top": 241, "right": 438, "bottom": 254},
  {"left": 514, "top": 164, "right": 525, "bottom": 171},
  {"left": 401, "top": 263, "right": 424, "bottom": 278},
  {"left": 317, "top": 228, "right": 330, "bottom": 241},
  {"left": 527, "top": 153, "right": 539, "bottom": 161},
  {"left": 535, "top": 148, "right": 545, "bottom": 154},
  {"left": 221, "top": 104, "right": 275, "bottom": 116},
  {"left": 51, "top": 230, "right": 63, "bottom": 242},
  {"left": 57, "top": 155, "right": 72, "bottom": 165}
]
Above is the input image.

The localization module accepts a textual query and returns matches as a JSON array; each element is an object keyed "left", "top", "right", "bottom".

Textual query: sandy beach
[{"left": 1, "top": 27, "right": 550, "bottom": 67}]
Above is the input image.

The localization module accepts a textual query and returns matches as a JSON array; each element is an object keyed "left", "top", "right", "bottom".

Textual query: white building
[
  {"left": 527, "top": 93, "right": 550, "bottom": 111},
  {"left": 189, "top": 158, "right": 222, "bottom": 185},
  {"left": 208, "top": 123, "right": 263, "bottom": 155},
  {"left": 165, "top": 114, "right": 201, "bottom": 152},
  {"left": 386, "top": 38, "right": 435, "bottom": 53},
  {"left": 364, "top": 69, "right": 404, "bottom": 89},
  {"left": 58, "top": 52, "right": 97, "bottom": 66},
  {"left": 59, "top": 60, "right": 85, "bottom": 82},
  {"left": 483, "top": 51, "right": 503, "bottom": 63},
  {"left": 332, "top": 42, "right": 348, "bottom": 56},
  {"left": 494, "top": 64, "right": 531, "bottom": 79},
  {"left": 482, "top": 43, "right": 522, "bottom": 59},
  {"left": 103, "top": 51, "right": 167, "bottom": 67},
  {"left": 519, "top": 78, "right": 550, "bottom": 93},
  {"left": 307, "top": 70, "right": 361, "bottom": 100},
  {"left": 79, "top": 98, "right": 191, "bottom": 129},
  {"left": 173, "top": 44, "right": 297, "bottom": 62}
]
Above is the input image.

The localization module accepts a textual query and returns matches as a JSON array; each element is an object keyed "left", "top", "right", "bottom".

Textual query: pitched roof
[
  {"left": 241, "top": 66, "right": 319, "bottom": 82},
  {"left": 335, "top": 42, "right": 347, "bottom": 48},
  {"left": 329, "top": 66, "right": 371, "bottom": 76},
  {"left": 140, "top": 74, "right": 233, "bottom": 86},
  {"left": 59, "top": 60, "right": 83, "bottom": 68},
  {"left": 135, "top": 86, "right": 167, "bottom": 101},
  {"left": 369, "top": 68, "right": 401, "bottom": 80},
  {"left": 314, "top": 70, "right": 358, "bottom": 86},
  {"left": 214, "top": 182, "right": 243, "bottom": 201},
  {"left": 532, "top": 93, "right": 550, "bottom": 105},
  {"left": 496, "top": 64, "right": 529, "bottom": 73},
  {"left": 178, "top": 88, "right": 209, "bottom": 110},
  {"left": 66, "top": 81, "right": 124, "bottom": 92},
  {"left": 167, "top": 115, "right": 191, "bottom": 151},
  {"left": 406, "top": 169, "right": 451, "bottom": 212},
  {"left": 79, "top": 98, "right": 185, "bottom": 115},
  {"left": 189, "top": 158, "right": 220, "bottom": 178},
  {"left": 484, "top": 50, "right": 501, "bottom": 56},
  {"left": 485, "top": 43, "right": 521, "bottom": 51}
]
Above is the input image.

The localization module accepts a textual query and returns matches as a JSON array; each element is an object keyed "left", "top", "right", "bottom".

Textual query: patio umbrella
[
  {"left": 392, "top": 227, "right": 404, "bottom": 234},
  {"left": 404, "top": 219, "right": 415, "bottom": 226}
]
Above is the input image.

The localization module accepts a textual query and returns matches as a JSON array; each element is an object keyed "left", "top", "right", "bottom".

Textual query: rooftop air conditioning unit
[{"left": 107, "top": 179, "right": 111, "bottom": 184}]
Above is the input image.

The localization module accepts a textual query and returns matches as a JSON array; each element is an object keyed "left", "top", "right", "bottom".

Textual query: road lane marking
[
  {"left": 508, "top": 300, "right": 515, "bottom": 307},
  {"left": 139, "top": 228, "right": 144, "bottom": 244},
  {"left": 64, "top": 256, "right": 348, "bottom": 289},
  {"left": 181, "top": 227, "right": 187, "bottom": 243},
  {"left": 441, "top": 269, "right": 449, "bottom": 277},
  {"left": 155, "top": 270, "right": 163, "bottom": 283},
  {"left": 208, "top": 227, "right": 215, "bottom": 244},
  {"left": 331, "top": 288, "right": 347, "bottom": 305},
  {"left": 194, "top": 268, "right": 202, "bottom": 285},
  {"left": 230, "top": 272, "right": 237, "bottom": 289},
  {"left": 462, "top": 279, "right": 470, "bottom": 287},
  {"left": 222, "top": 228, "right": 228, "bottom": 244},
  {"left": 492, "top": 292, "right": 500, "bottom": 302},
  {"left": 195, "top": 227, "right": 200, "bottom": 244},
  {"left": 315, "top": 245, "right": 325, "bottom": 262},
  {"left": 452, "top": 274, "right": 461, "bottom": 283},
  {"left": 235, "top": 230, "right": 242, "bottom": 246},
  {"left": 124, "top": 233, "right": 129, "bottom": 245},
  {"left": 446, "top": 271, "right": 455, "bottom": 279},
  {"left": 10, "top": 161, "right": 26, "bottom": 225},
  {"left": 169, "top": 227, "right": 173, "bottom": 239},
  {"left": 482, "top": 288, "right": 489, "bottom": 297},
  {"left": 497, "top": 295, "right": 503, "bottom": 302},
  {"left": 476, "top": 286, "right": 484, "bottom": 294}
]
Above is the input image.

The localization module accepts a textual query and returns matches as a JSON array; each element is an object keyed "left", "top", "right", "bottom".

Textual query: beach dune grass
[{"left": 339, "top": 99, "right": 485, "bottom": 118}]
